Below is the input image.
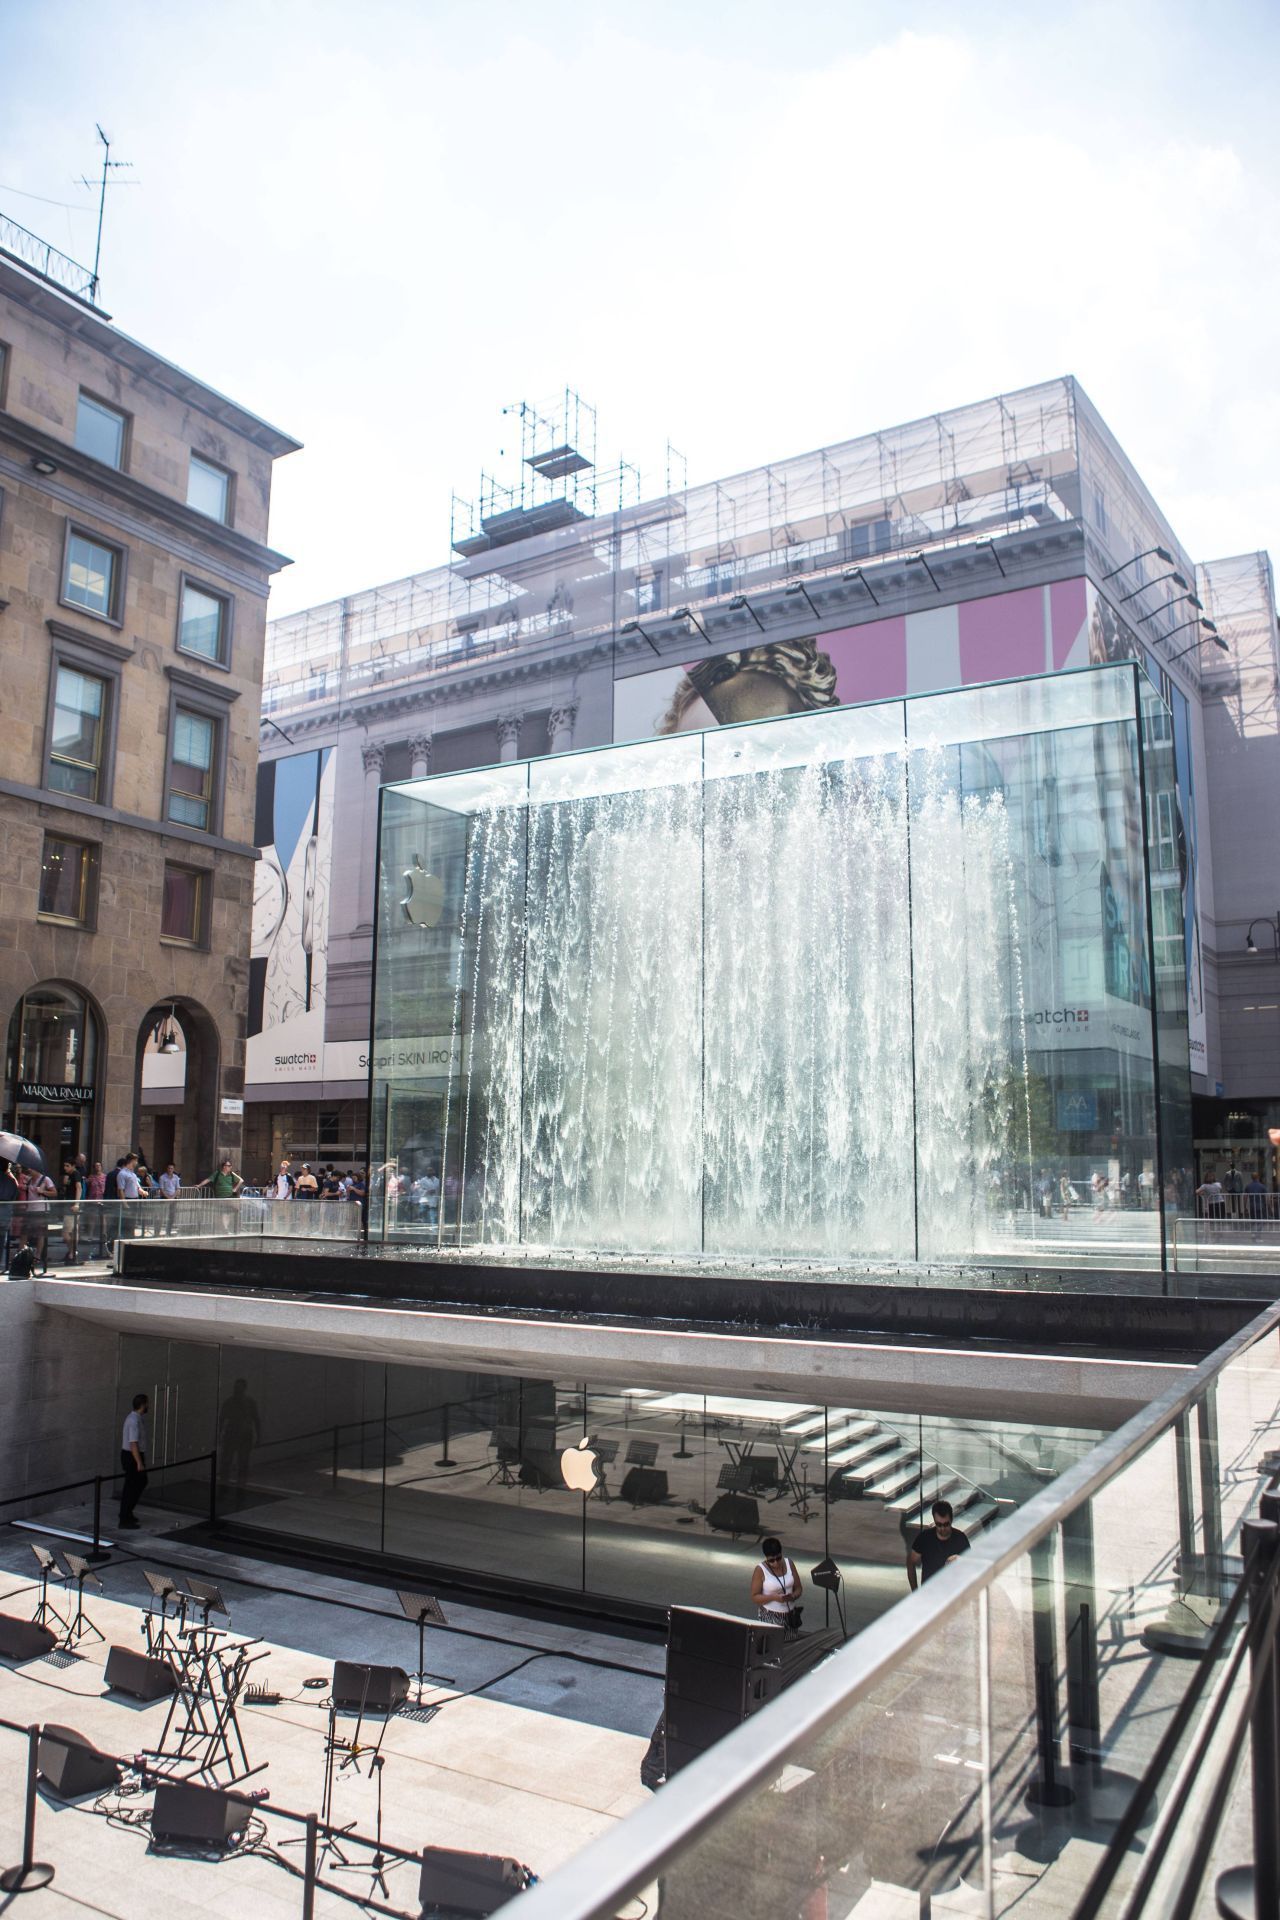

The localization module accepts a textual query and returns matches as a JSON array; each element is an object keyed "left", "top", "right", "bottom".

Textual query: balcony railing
[{"left": 504, "top": 1298, "right": 1280, "bottom": 1919}]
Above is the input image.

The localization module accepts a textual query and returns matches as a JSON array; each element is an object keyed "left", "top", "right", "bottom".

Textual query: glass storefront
[
  {"left": 370, "top": 664, "right": 1192, "bottom": 1270},
  {"left": 118, "top": 1337, "right": 1106, "bottom": 1624}
]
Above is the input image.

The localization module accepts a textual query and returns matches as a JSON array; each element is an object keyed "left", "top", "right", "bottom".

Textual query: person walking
[
  {"left": 751, "top": 1536, "right": 804, "bottom": 1639},
  {"left": 118, "top": 1392, "right": 149, "bottom": 1530},
  {"left": 907, "top": 1499, "right": 971, "bottom": 1590}
]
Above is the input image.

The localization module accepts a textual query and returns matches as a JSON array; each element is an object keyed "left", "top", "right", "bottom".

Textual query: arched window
[{"left": 9, "top": 984, "right": 99, "bottom": 1089}]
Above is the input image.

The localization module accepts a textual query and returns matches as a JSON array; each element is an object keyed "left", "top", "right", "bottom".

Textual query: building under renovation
[{"left": 248, "top": 378, "right": 1280, "bottom": 1192}]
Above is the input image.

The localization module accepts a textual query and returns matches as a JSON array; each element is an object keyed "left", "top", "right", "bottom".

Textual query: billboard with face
[{"left": 613, "top": 575, "right": 1207, "bottom": 1077}]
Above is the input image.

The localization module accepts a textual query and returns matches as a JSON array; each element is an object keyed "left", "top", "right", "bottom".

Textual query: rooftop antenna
[{"left": 77, "top": 124, "right": 133, "bottom": 303}]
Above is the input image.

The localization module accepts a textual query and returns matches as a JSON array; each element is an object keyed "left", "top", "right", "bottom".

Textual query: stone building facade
[{"left": 0, "top": 253, "right": 298, "bottom": 1181}]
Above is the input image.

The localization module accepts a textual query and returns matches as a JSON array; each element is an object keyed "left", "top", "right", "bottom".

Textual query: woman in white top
[{"left": 751, "top": 1536, "right": 803, "bottom": 1639}]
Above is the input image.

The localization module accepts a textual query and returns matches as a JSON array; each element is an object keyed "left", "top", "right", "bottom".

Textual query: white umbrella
[{"left": 0, "top": 1131, "right": 45, "bottom": 1172}]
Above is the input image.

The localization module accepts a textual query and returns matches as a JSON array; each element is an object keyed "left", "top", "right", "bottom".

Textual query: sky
[{"left": 4, "top": 0, "right": 1280, "bottom": 620}]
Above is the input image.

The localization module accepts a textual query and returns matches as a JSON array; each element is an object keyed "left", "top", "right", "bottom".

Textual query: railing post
[
  {"left": 1217, "top": 1516, "right": 1280, "bottom": 1920},
  {"left": 208, "top": 1449, "right": 218, "bottom": 1528},
  {"left": 302, "top": 1811, "right": 318, "bottom": 1920},
  {"left": 87, "top": 1475, "right": 110, "bottom": 1563},
  {"left": 0, "top": 1725, "right": 55, "bottom": 1891}
]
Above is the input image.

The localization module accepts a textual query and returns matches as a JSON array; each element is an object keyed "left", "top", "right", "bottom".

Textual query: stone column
[
  {"left": 547, "top": 702, "right": 578, "bottom": 756},
  {"left": 409, "top": 734, "right": 433, "bottom": 779},
  {"left": 496, "top": 713, "right": 524, "bottom": 763},
  {"left": 358, "top": 740, "right": 385, "bottom": 930}
]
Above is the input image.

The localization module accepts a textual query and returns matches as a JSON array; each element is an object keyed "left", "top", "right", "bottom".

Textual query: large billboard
[
  {"left": 613, "top": 581, "right": 1090, "bottom": 741},
  {"left": 247, "top": 747, "right": 336, "bottom": 1087}
]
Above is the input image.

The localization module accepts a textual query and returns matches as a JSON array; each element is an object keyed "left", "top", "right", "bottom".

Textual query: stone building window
[
  {"left": 166, "top": 705, "right": 220, "bottom": 831},
  {"left": 38, "top": 834, "right": 99, "bottom": 928},
  {"left": 177, "top": 578, "right": 231, "bottom": 667},
  {"left": 160, "top": 863, "right": 208, "bottom": 946},
  {"left": 187, "top": 453, "right": 232, "bottom": 524},
  {"left": 48, "top": 664, "right": 109, "bottom": 801},
  {"left": 62, "top": 525, "right": 125, "bottom": 624},
  {"left": 74, "top": 390, "right": 129, "bottom": 470}
]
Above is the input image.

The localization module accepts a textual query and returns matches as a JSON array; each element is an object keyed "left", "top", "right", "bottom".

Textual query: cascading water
[{"left": 444, "top": 738, "right": 1031, "bottom": 1264}]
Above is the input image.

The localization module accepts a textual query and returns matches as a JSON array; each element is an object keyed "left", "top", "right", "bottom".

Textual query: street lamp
[
  {"left": 783, "top": 580, "right": 821, "bottom": 621},
  {"left": 1245, "top": 914, "right": 1280, "bottom": 957},
  {"left": 1118, "top": 568, "right": 1189, "bottom": 606},
  {"left": 1102, "top": 546, "right": 1174, "bottom": 582},
  {"left": 1165, "top": 622, "right": 1227, "bottom": 668},
  {"left": 671, "top": 606, "right": 712, "bottom": 645}
]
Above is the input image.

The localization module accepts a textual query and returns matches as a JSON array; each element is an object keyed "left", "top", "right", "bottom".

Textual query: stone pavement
[{"left": 0, "top": 1514, "right": 664, "bottom": 1919}]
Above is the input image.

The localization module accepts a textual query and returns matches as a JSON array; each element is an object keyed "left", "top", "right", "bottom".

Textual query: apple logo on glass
[
  {"left": 401, "top": 854, "right": 445, "bottom": 929},
  {"left": 560, "top": 1436, "right": 601, "bottom": 1494}
]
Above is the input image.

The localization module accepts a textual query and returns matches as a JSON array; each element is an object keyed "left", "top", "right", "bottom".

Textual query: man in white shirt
[
  {"left": 272, "top": 1160, "right": 294, "bottom": 1201},
  {"left": 116, "top": 1154, "right": 143, "bottom": 1201},
  {"left": 119, "top": 1392, "right": 149, "bottom": 1529}
]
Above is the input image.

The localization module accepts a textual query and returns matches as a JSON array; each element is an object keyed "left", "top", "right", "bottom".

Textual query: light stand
[
  {"left": 811, "top": 1557, "right": 847, "bottom": 1640},
  {"left": 397, "top": 1591, "right": 452, "bottom": 1703},
  {"left": 60, "top": 1553, "right": 105, "bottom": 1647},
  {"left": 28, "top": 1545, "right": 70, "bottom": 1637}
]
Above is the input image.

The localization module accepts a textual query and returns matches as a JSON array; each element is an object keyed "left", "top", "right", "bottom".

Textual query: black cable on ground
[{"left": 99, "top": 1540, "right": 663, "bottom": 1683}]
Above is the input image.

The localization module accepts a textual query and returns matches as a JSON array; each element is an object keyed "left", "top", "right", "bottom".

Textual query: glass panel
[
  {"left": 38, "top": 836, "right": 93, "bottom": 922},
  {"left": 381, "top": 1367, "right": 586, "bottom": 1593},
  {"left": 64, "top": 531, "right": 117, "bottom": 616},
  {"left": 179, "top": 583, "right": 225, "bottom": 661},
  {"left": 656, "top": 1591, "right": 988, "bottom": 1917},
  {"left": 702, "top": 700, "right": 910, "bottom": 1259},
  {"left": 161, "top": 865, "right": 201, "bottom": 941},
  {"left": 187, "top": 454, "right": 230, "bottom": 521},
  {"left": 373, "top": 664, "right": 1186, "bottom": 1274},
  {"left": 74, "top": 392, "right": 125, "bottom": 468},
  {"left": 214, "top": 1344, "right": 385, "bottom": 1547},
  {"left": 49, "top": 665, "right": 105, "bottom": 799}
]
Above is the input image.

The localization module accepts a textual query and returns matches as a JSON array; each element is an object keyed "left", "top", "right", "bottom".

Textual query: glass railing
[
  {"left": 503, "top": 1299, "right": 1280, "bottom": 1919},
  {"left": 0, "top": 1196, "right": 359, "bottom": 1267}
]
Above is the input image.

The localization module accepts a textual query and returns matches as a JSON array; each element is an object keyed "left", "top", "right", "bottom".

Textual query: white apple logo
[
  {"left": 401, "top": 855, "right": 445, "bottom": 929},
  {"left": 560, "top": 1436, "right": 601, "bottom": 1494}
]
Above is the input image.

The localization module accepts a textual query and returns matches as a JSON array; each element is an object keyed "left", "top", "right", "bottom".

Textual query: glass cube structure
[{"left": 371, "top": 664, "right": 1191, "bottom": 1271}]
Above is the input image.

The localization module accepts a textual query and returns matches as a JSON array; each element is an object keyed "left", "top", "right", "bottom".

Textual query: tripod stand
[
  {"left": 330, "top": 1750, "right": 392, "bottom": 1900},
  {"left": 60, "top": 1554, "right": 105, "bottom": 1648},
  {"left": 28, "top": 1546, "right": 69, "bottom": 1638}
]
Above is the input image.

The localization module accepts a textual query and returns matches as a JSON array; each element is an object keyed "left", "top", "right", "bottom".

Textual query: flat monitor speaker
[
  {"left": 332, "top": 1660, "right": 409, "bottom": 1714},
  {"left": 663, "top": 1695, "right": 751, "bottom": 1751},
  {"left": 104, "top": 1643, "right": 177, "bottom": 1701},
  {"left": 0, "top": 1615, "right": 56, "bottom": 1662},
  {"left": 619, "top": 1466, "right": 668, "bottom": 1506},
  {"left": 665, "top": 1652, "right": 780, "bottom": 1717},
  {"left": 705, "top": 1492, "right": 761, "bottom": 1536},
  {"left": 151, "top": 1781, "right": 252, "bottom": 1851},
  {"left": 38, "top": 1725, "right": 120, "bottom": 1799},
  {"left": 667, "top": 1607, "right": 783, "bottom": 1670},
  {"left": 419, "top": 1845, "right": 531, "bottom": 1915}
]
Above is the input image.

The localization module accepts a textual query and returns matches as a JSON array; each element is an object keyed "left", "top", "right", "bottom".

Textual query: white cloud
[{"left": 3, "top": 2, "right": 1278, "bottom": 615}]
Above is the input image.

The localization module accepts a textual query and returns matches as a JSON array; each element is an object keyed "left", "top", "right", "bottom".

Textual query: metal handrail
[{"left": 505, "top": 1298, "right": 1280, "bottom": 1920}]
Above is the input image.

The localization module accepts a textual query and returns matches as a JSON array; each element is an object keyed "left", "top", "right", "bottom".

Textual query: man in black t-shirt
[{"left": 907, "top": 1499, "right": 971, "bottom": 1590}]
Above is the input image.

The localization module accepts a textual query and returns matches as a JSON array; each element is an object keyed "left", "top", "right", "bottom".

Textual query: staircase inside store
[{"left": 782, "top": 1407, "right": 1003, "bottom": 1537}]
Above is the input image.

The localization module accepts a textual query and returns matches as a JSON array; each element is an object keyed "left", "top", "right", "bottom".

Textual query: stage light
[{"left": 728, "top": 593, "right": 765, "bottom": 631}]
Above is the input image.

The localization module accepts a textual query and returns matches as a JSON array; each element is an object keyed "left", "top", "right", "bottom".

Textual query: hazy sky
[{"left": 5, "top": 0, "right": 1279, "bottom": 618}]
